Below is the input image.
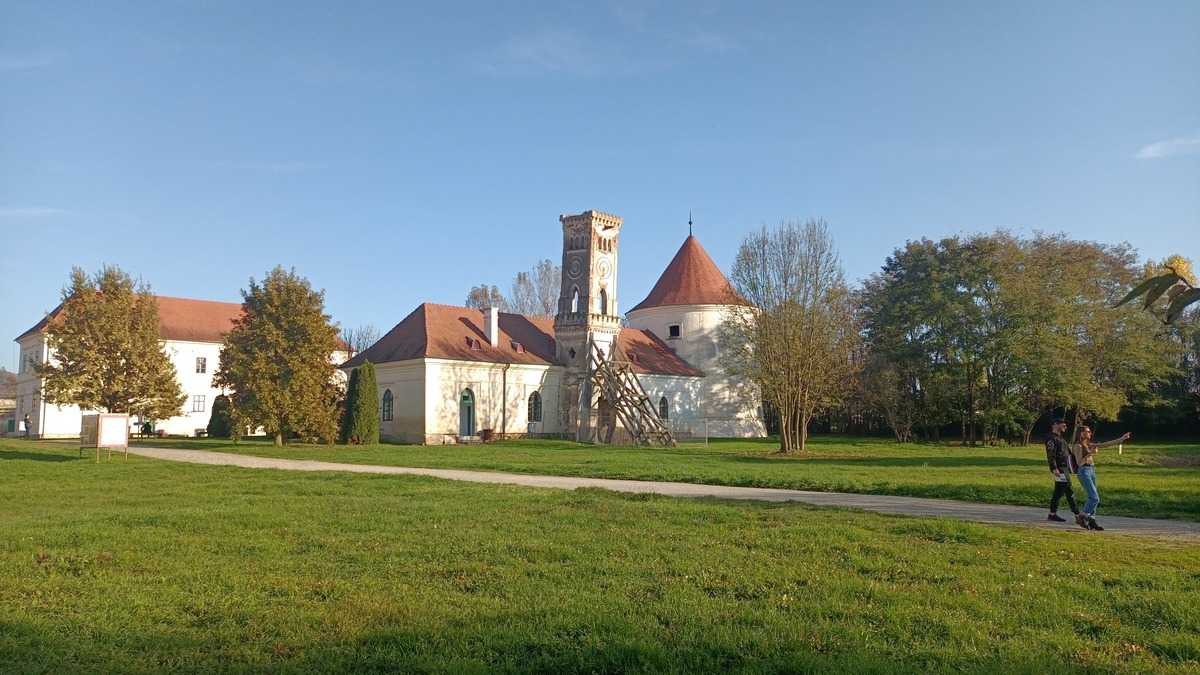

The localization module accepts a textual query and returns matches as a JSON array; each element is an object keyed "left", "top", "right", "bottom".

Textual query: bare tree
[
  {"left": 719, "top": 220, "right": 860, "bottom": 453},
  {"left": 508, "top": 259, "right": 560, "bottom": 317},
  {"left": 465, "top": 284, "right": 509, "bottom": 311},
  {"left": 341, "top": 324, "right": 381, "bottom": 356}
]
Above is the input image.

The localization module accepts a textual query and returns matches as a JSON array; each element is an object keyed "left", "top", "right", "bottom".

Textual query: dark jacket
[{"left": 1045, "top": 433, "right": 1073, "bottom": 474}]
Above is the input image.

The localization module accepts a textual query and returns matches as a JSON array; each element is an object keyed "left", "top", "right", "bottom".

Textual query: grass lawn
[
  {"left": 133, "top": 435, "right": 1200, "bottom": 522},
  {"left": 2, "top": 439, "right": 1199, "bottom": 673}
]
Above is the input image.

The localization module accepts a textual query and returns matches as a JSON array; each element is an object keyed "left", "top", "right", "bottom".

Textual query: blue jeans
[{"left": 1077, "top": 465, "right": 1100, "bottom": 516}]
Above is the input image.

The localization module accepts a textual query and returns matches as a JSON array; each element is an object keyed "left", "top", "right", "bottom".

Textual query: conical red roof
[{"left": 629, "top": 235, "right": 744, "bottom": 313}]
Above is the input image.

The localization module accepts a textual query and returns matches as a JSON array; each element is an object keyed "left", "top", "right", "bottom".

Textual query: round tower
[{"left": 626, "top": 233, "right": 765, "bottom": 437}]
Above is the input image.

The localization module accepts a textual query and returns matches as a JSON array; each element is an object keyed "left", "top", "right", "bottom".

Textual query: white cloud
[
  {"left": 0, "top": 207, "right": 68, "bottom": 217},
  {"left": 1135, "top": 134, "right": 1200, "bottom": 160},
  {"left": 0, "top": 51, "right": 60, "bottom": 72}
]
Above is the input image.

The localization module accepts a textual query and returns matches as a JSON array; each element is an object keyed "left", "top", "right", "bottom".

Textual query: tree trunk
[
  {"left": 799, "top": 410, "right": 809, "bottom": 452},
  {"left": 274, "top": 432, "right": 283, "bottom": 447}
]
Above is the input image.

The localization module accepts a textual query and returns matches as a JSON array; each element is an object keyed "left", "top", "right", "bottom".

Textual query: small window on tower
[
  {"left": 668, "top": 324, "right": 681, "bottom": 339},
  {"left": 195, "top": 357, "right": 207, "bottom": 374}
]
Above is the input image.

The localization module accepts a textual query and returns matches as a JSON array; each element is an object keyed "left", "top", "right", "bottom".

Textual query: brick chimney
[{"left": 484, "top": 307, "right": 500, "bottom": 347}]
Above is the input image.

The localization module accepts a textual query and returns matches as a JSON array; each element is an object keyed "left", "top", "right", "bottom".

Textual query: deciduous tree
[
  {"left": 37, "top": 265, "right": 186, "bottom": 422},
  {"left": 719, "top": 220, "right": 859, "bottom": 453},
  {"left": 214, "top": 267, "right": 341, "bottom": 446}
]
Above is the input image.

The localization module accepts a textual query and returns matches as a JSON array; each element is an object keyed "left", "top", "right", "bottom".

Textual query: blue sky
[{"left": 2, "top": 1, "right": 1198, "bottom": 370}]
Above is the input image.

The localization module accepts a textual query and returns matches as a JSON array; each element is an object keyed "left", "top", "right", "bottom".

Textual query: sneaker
[
  {"left": 1047, "top": 513, "right": 1066, "bottom": 522},
  {"left": 1087, "top": 518, "right": 1104, "bottom": 531},
  {"left": 1075, "top": 513, "right": 1088, "bottom": 528}
]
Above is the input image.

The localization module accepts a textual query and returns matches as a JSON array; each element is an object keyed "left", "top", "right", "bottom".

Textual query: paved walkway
[{"left": 127, "top": 446, "right": 1200, "bottom": 542}]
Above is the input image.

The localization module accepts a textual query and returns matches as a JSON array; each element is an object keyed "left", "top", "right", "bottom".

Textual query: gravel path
[{"left": 127, "top": 446, "right": 1200, "bottom": 542}]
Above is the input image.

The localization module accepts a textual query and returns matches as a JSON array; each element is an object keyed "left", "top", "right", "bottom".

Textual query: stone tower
[{"left": 553, "top": 209, "right": 623, "bottom": 440}]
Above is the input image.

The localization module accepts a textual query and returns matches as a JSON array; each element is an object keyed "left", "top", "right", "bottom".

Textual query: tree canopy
[
  {"left": 858, "top": 233, "right": 1180, "bottom": 444},
  {"left": 214, "top": 267, "right": 342, "bottom": 446},
  {"left": 37, "top": 265, "right": 186, "bottom": 421}
]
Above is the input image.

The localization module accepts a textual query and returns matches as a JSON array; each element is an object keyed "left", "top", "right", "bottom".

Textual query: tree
[
  {"left": 508, "top": 259, "right": 561, "bottom": 317},
  {"left": 206, "top": 394, "right": 233, "bottom": 438},
  {"left": 859, "top": 233, "right": 1180, "bottom": 444},
  {"left": 341, "top": 361, "right": 380, "bottom": 444},
  {"left": 465, "top": 284, "right": 508, "bottom": 310},
  {"left": 341, "top": 324, "right": 381, "bottom": 356},
  {"left": 37, "top": 265, "right": 186, "bottom": 422},
  {"left": 719, "top": 220, "right": 860, "bottom": 453},
  {"left": 214, "top": 267, "right": 341, "bottom": 446}
]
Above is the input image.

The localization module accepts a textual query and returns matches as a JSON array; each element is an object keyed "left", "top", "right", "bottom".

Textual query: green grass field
[
  {"left": 2, "top": 439, "right": 1199, "bottom": 673},
  {"left": 132, "top": 435, "right": 1200, "bottom": 521}
]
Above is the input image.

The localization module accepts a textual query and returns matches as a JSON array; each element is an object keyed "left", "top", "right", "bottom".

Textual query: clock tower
[{"left": 553, "top": 209, "right": 622, "bottom": 440}]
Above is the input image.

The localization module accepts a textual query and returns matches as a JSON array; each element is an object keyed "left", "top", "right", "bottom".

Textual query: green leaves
[
  {"left": 38, "top": 265, "right": 186, "bottom": 419},
  {"left": 214, "top": 267, "right": 341, "bottom": 445},
  {"left": 1115, "top": 270, "right": 1198, "bottom": 323}
]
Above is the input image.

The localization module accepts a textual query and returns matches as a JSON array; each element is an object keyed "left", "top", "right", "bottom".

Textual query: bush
[{"left": 207, "top": 395, "right": 233, "bottom": 438}]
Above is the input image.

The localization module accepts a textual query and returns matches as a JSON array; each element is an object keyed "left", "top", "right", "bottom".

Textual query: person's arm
[{"left": 1093, "top": 433, "right": 1131, "bottom": 450}]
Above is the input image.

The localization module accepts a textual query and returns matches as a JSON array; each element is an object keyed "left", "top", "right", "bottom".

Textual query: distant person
[
  {"left": 22, "top": 414, "right": 31, "bottom": 439},
  {"left": 1045, "top": 418, "right": 1084, "bottom": 527},
  {"left": 1071, "top": 426, "right": 1131, "bottom": 531}
]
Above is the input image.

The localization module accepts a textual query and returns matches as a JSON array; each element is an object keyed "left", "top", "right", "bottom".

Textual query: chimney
[{"left": 484, "top": 307, "right": 500, "bottom": 348}]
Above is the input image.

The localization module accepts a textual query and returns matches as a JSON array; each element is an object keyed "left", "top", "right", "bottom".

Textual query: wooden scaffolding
[{"left": 585, "top": 340, "right": 676, "bottom": 447}]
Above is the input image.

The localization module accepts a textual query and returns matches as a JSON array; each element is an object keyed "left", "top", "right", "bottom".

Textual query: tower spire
[{"left": 688, "top": 211, "right": 693, "bottom": 237}]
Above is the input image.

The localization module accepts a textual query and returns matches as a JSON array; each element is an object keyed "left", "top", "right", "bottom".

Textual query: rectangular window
[
  {"left": 668, "top": 324, "right": 681, "bottom": 339},
  {"left": 192, "top": 395, "right": 206, "bottom": 413},
  {"left": 196, "top": 357, "right": 207, "bottom": 374}
]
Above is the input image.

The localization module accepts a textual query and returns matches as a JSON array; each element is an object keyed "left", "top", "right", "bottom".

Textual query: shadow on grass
[
  {"left": 723, "top": 454, "right": 1045, "bottom": 469},
  {"left": 0, "top": 618, "right": 1094, "bottom": 674},
  {"left": 0, "top": 449, "right": 79, "bottom": 462}
]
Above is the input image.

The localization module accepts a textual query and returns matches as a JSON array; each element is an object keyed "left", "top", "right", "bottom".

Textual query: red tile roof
[
  {"left": 628, "top": 235, "right": 745, "bottom": 313},
  {"left": 16, "top": 295, "right": 351, "bottom": 350},
  {"left": 16, "top": 296, "right": 243, "bottom": 343},
  {"left": 343, "top": 303, "right": 702, "bottom": 377}
]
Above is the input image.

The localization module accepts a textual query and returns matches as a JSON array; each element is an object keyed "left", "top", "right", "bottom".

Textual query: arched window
[
  {"left": 658, "top": 396, "right": 669, "bottom": 420},
  {"left": 599, "top": 288, "right": 608, "bottom": 315},
  {"left": 528, "top": 391, "right": 542, "bottom": 423},
  {"left": 381, "top": 389, "right": 393, "bottom": 422},
  {"left": 570, "top": 287, "right": 580, "bottom": 313}
]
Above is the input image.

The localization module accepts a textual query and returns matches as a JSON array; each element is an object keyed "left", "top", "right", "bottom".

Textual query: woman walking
[{"left": 1072, "top": 426, "right": 1131, "bottom": 531}]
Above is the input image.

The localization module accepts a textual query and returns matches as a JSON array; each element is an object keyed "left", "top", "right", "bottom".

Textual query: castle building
[{"left": 342, "top": 210, "right": 766, "bottom": 443}]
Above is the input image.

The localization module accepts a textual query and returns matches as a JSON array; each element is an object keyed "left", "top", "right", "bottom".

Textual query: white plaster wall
[
  {"left": 372, "top": 360, "right": 426, "bottom": 443},
  {"left": 158, "top": 340, "right": 225, "bottom": 436},
  {"left": 423, "top": 359, "right": 561, "bottom": 444}
]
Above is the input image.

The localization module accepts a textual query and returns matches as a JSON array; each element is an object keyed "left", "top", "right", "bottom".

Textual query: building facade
[{"left": 343, "top": 210, "right": 766, "bottom": 444}]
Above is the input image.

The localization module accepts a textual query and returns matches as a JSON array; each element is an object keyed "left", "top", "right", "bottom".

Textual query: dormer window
[
  {"left": 467, "top": 337, "right": 482, "bottom": 351},
  {"left": 667, "top": 324, "right": 681, "bottom": 339},
  {"left": 512, "top": 341, "right": 525, "bottom": 354}
]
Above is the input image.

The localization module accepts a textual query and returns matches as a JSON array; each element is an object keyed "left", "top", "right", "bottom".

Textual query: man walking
[
  {"left": 22, "top": 414, "right": 32, "bottom": 439},
  {"left": 1045, "top": 418, "right": 1085, "bottom": 527}
]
